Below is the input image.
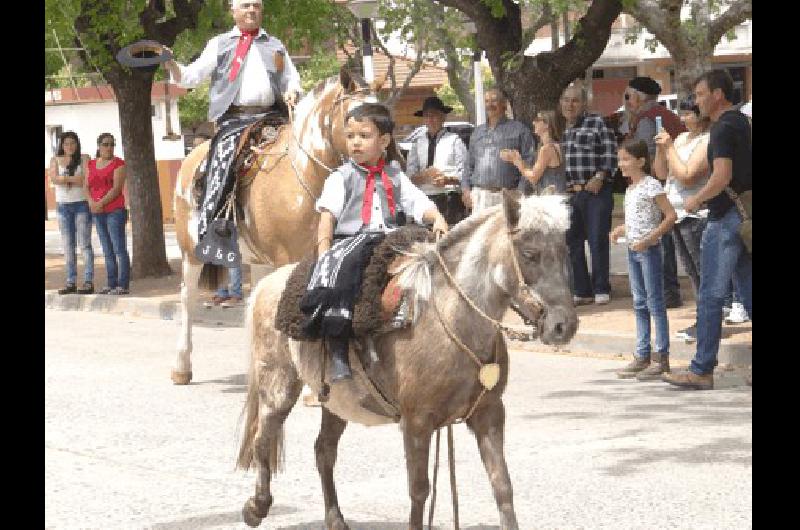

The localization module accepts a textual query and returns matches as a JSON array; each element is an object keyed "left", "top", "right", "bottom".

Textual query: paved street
[{"left": 45, "top": 310, "right": 751, "bottom": 529}]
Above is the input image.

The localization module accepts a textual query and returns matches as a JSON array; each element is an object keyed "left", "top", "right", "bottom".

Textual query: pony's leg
[
  {"left": 315, "top": 407, "right": 349, "bottom": 530},
  {"left": 402, "top": 425, "right": 434, "bottom": 529},
  {"left": 467, "top": 399, "right": 519, "bottom": 530},
  {"left": 172, "top": 258, "right": 201, "bottom": 384},
  {"left": 242, "top": 365, "right": 303, "bottom": 527}
]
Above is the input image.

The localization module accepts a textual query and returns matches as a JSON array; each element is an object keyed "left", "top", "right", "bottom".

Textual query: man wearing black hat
[
  {"left": 626, "top": 76, "right": 687, "bottom": 309},
  {"left": 407, "top": 96, "right": 468, "bottom": 224}
]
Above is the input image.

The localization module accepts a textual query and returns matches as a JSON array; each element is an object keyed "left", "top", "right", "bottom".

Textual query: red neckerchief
[
  {"left": 228, "top": 28, "right": 260, "bottom": 82},
  {"left": 361, "top": 159, "right": 395, "bottom": 226}
]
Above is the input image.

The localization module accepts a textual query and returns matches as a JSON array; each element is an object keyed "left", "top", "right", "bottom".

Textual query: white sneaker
[
  {"left": 725, "top": 302, "right": 750, "bottom": 324},
  {"left": 594, "top": 293, "right": 611, "bottom": 305}
]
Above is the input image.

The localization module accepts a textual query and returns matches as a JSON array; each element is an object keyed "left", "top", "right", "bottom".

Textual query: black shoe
[
  {"left": 328, "top": 338, "right": 352, "bottom": 382},
  {"left": 76, "top": 281, "right": 94, "bottom": 294},
  {"left": 57, "top": 284, "right": 77, "bottom": 295}
]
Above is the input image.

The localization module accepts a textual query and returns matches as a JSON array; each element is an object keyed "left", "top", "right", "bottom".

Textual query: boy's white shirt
[{"left": 316, "top": 160, "right": 435, "bottom": 232}]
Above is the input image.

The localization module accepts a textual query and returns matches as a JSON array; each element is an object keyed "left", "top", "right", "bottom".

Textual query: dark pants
[
  {"left": 661, "top": 232, "right": 682, "bottom": 303},
  {"left": 672, "top": 216, "right": 706, "bottom": 297},
  {"left": 566, "top": 184, "right": 613, "bottom": 297}
]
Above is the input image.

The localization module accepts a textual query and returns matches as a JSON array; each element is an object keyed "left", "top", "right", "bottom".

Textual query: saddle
[
  {"left": 192, "top": 113, "right": 289, "bottom": 206},
  {"left": 275, "top": 225, "right": 434, "bottom": 341}
]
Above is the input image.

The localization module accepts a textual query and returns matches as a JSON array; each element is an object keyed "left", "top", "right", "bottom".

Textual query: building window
[
  {"left": 151, "top": 104, "right": 161, "bottom": 119},
  {"left": 47, "top": 125, "right": 63, "bottom": 155}
]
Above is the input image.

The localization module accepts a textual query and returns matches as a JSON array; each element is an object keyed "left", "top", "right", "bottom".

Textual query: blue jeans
[
  {"left": 566, "top": 184, "right": 613, "bottom": 297},
  {"left": 56, "top": 201, "right": 94, "bottom": 285},
  {"left": 217, "top": 264, "right": 242, "bottom": 298},
  {"left": 93, "top": 208, "right": 130, "bottom": 290},
  {"left": 627, "top": 244, "right": 670, "bottom": 359},
  {"left": 661, "top": 231, "right": 681, "bottom": 302},
  {"left": 691, "top": 208, "right": 752, "bottom": 375}
]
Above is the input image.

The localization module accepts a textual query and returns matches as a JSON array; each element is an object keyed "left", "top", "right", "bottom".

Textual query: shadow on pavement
[{"left": 149, "top": 504, "right": 295, "bottom": 529}]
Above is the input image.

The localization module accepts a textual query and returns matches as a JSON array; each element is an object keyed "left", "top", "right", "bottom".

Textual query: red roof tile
[{"left": 45, "top": 81, "right": 187, "bottom": 106}]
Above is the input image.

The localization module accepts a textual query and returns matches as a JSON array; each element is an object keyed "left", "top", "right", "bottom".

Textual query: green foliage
[
  {"left": 435, "top": 64, "right": 495, "bottom": 116},
  {"left": 298, "top": 51, "right": 341, "bottom": 92},
  {"left": 178, "top": 81, "right": 210, "bottom": 129}
]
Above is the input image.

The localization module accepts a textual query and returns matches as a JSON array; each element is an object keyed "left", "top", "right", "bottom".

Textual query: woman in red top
[{"left": 85, "top": 133, "right": 130, "bottom": 295}]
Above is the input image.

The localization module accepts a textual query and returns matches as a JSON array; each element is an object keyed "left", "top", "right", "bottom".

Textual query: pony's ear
[
  {"left": 370, "top": 71, "right": 387, "bottom": 93},
  {"left": 339, "top": 67, "right": 357, "bottom": 93},
  {"left": 501, "top": 190, "right": 521, "bottom": 229},
  {"left": 540, "top": 185, "right": 556, "bottom": 196}
]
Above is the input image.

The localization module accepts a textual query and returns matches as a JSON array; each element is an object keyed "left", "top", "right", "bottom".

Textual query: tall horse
[
  {"left": 171, "top": 70, "right": 378, "bottom": 385},
  {"left": 237, "top": 191, "right": 578, "bottom": 529}
]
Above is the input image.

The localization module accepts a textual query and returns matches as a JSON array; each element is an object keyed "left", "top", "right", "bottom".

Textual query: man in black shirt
[{"left": 663, "top": 70, "right": 752, "bottom": 390}]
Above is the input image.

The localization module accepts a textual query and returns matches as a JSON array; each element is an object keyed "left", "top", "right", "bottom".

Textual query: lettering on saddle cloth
[{"left": 274, "top": 225, "right": 435, "bottom": 341}]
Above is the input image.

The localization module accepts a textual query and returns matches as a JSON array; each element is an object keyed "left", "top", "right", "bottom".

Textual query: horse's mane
[{"left": 395, "top": 195, "right": 570, "bottom": 313}]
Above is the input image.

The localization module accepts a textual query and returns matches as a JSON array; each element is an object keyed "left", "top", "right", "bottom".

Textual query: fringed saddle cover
[{"left": 275, "top": 225, "right": 434, "bottom": 340}]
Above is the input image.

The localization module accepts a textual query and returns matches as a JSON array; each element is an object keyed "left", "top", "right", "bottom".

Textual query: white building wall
[{"left": 44, "top": 100, "right": 183, "bottom": 166}]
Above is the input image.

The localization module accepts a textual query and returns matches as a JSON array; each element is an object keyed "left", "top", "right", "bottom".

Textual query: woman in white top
[
  {"left": 654, "top": 99, "right": 711, "bottom": 341},
  {"left": 48, "top": 131, "right": 94, "bottom": 295}
]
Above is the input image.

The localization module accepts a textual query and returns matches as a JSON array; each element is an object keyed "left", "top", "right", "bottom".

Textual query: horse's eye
[{"left": 523, "top": 250, "right": 540, "bottom": 263}]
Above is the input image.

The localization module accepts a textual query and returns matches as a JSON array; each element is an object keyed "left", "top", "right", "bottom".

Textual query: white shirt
[
  {"left": 54, "top": 158, "right": 87, "bottom": 204},
  {"left": 174, "top": 27, "right": 302, "bottom": 107},
  {"left": 316, "top": 163, "right": 436, "bottom": 232},
  {"left": 624, "top": 175, "right": 666, "bottom": 245}
]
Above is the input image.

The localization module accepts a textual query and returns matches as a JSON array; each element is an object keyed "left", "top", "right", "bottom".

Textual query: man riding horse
[{"left": 162, "top": 0, "right": 302, "bottom": 263}]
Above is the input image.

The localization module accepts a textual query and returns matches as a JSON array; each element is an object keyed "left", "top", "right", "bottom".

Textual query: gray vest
[
  {"left": 208, "top": 32, "right": 286, "bottom": 123},
  {"left": 335, "top": 160, "right": 405, "bottom": 236}
]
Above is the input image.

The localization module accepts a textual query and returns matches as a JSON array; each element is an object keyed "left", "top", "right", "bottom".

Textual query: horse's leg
[
  {"left": 402, "top": 425, "right": 434, "bottom": 529},
  {"left": 315, "top": 407, "right": 349, "bottom": 530},
  {"left": 467, "top": 399, "right": 519, "bottom": 530},
  {"left": 242, "top": 360, "right": 303, "bottom": 527},
  {"left": 172, "top": 257, "right": 201, "bottom": 384}
]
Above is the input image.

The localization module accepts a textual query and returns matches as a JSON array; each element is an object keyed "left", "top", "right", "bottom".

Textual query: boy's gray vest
[
  {"left": 335, "top": 160, "right": 405, "bottom": 236},
  {"left": 208, "top": 31, "right": 287, "bottom": 123}
]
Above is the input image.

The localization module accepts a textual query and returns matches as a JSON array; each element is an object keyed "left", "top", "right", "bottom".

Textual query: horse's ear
[
  {"left": 370, "top": 71, "right": 387, "bottom": 94},
  {"left": 540, "top": 185, "right": 556, "bottom": 196},
  {"left": 501, "top": 190, "right": 521, "bottom": 229},
  {"left": 339, "top": 67, "right": 357, "bottom": 93}
]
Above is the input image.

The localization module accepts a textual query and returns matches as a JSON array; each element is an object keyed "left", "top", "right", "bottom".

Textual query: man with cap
[
  {"left": 462, "top": 88, "right": 535, "bottom": 213},
  {"left": 626, "top": 76, "right": 687, "bottom": 309},
  {"left": 162, "top": 0, "right": 302, "bottom": 262},
  {"left": 406, "top": 96, "right": 468, "bottom": 224}
]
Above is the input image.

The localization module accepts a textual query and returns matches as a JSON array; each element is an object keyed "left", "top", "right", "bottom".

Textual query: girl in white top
[
  {"left": 654, "top": 99, "right": 711, "bottom": 341},
  {"left": 610, "top": 139, "right": 677, "bottom": 381},
  {"left": 48, "top": 131, "right": 94, "bottom": 295}
]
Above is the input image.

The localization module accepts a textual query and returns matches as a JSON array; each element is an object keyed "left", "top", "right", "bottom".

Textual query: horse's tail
[
  {"left": 198, "top": 263, "right": 223, "bottom": 291},
  {"left": 236, "top": 284, "right": 285, "bottom": 475}
]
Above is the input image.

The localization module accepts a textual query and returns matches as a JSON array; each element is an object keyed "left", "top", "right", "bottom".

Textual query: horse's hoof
[
  {"left": 325, "top": 508, "right": 350, "bottom": 530},
  {"left": 170, "top": 370, "right": 192, "bottom": 385},
  {"left": 242, "top": 496, "right": 272, "bottom": 527}
]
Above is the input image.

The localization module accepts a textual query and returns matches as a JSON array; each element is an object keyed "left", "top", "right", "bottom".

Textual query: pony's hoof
[
  {"left": 170, "top": 370, "right": 192, "bottom": 385},
  {"left": 242, "top": 495, "right": 272, "bottom": 527}
]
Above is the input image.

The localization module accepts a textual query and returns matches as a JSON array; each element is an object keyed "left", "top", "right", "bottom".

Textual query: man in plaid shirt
[{"left": 560, "top": 83, "right": 618, "bottom": 305}]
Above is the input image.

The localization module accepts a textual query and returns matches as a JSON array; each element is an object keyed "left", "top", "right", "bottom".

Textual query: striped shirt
[
  {"left": 463, "top": 117, "right": 535, "bottom": 190},
  {"left": 562, "top": 112, "right": 618, "bottom": 186}
]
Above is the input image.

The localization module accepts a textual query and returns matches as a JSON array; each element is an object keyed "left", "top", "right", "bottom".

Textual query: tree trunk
[
  {"left": 672, "top": 48, "right": 714, "bottom": 102},
  {"left": 110, "top": 70, "right": 172, "bottom": 279}
]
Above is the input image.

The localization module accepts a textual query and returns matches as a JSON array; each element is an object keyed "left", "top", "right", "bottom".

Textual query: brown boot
[
  {"left": 636, "top": 353, "right": 670, "bottom": 381},
  {"left": 662, "top": 368, "right": 714, "bottom": 390},
  {"left": 616, "top": 355, "right": 650, "bottom": 379}
]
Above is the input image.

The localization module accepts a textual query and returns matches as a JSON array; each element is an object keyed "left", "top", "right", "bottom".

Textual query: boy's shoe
[
  {"left": 221, "top": 296, "right": 243, "bottom": 308},
  {"left": 203, "top": 295, "right": 229, "bottom": 308},
  {"left": 594, "top": 293, "right": 611, "bottom": 305},
  {"left": 573, "top": 296, "right": 594, "bottom": 306},
  {"left": 675, "top": 325, "right": 697, "bottom": 343},
  {"left": 76, "top": 281, "right": 94, "bottom": 294},
  {"left": 636, "top": 353, "right": 670, "bottom": 381},
  {"left": 662, "top": 369, "right": 714, "bottom": 390},
  {"left": 616, "top": 356, "right": 650, "bottom": 379},
  {"left": 58, "top": 284, "right": 77, "bottom": 295},
  {"left": 725, "top": 302, "right": 750, "bottom": 324}
]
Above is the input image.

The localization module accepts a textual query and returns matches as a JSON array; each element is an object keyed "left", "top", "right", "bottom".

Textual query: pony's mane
[{"left": 395, "top": 194, "right": 570, "bottom": 312}]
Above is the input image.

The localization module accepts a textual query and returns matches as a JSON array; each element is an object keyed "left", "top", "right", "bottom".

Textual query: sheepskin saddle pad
[{"left": 275, "top": 224, "right": 434, "bottom": 340}]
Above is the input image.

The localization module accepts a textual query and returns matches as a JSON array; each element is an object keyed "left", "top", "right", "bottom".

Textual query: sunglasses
[{"left": 100, "top": 142, "right": 115, "bottom": 147}]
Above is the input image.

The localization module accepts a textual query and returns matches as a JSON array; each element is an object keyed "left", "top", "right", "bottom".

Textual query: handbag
[
  {"left": 725, "top": 187, "right": 751, "bottom": 255},
  {"left": 194, "top": 194, "right": 242, "bottom": 266}
]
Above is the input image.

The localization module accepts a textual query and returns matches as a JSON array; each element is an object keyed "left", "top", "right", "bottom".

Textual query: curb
[{"left": 45, "top": 291, "right": 751, "bottom": 366}]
